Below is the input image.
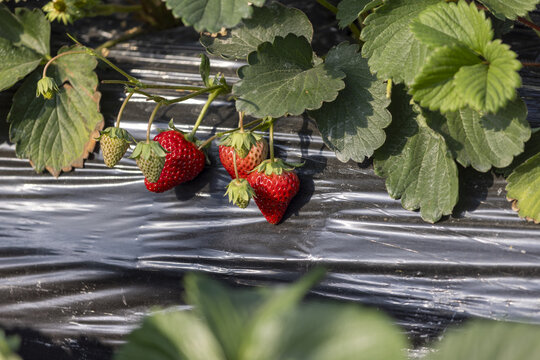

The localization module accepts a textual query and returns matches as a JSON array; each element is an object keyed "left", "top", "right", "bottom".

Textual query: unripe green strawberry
[
  {"left": 130, "top": 141, "right": 168, "bottom": 183},
  {"left": 96, "top": 127, "right": 132, "bottom": 168},
  {"left": 225, "top": 178, "right": 255, "bottom": 209}
]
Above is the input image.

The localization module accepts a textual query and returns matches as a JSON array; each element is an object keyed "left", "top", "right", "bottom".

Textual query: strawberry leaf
[
  {"left": 425, "top": 321, "right": 540, "bottom": 360},
  {"left": 0, "top": 5, "right": 50, "bottom": 56},
  {"left": 336, "top": 0, "right": 382, "bottom": 29},
  {"left": 7, "top": 47, "right": 104, "bottom": 177},
  {"left": 409, "top": 45, "right": 479, "bottom": 113},
  {"left": 0, "top": 38, "right": 42, "bottom": 92},
  {"left": 115, "top": 311, "right": 226, "bottom": 360},
  {"left": 478, "top": 0, "right": 540, "bottom": 20},
  {"left": 429, "top": 98, "right": 531, "bottom": 172},
  {"left": 374, "top": 86, "right": 459, "bottom": 223},
  {"left": 410, "top": 1, "right": 522, "bottom": 114},
  {"left": 506, "top": 152, "right": 540, "bottom": 223},
  {"left": 360, "top": 0, "right": 440, "bottom": 85},
  {"left": 201, "top": 2, "right": 313, "bottom": 60},
  {"left": 164, "top": 0, "right": 265, "bottom": 33},
  {"left": 0, "top": 5, "right": 50, "bottom": 91},
  {"left": 233, "top": 34, "right": 345, "bottom": 118},
  {"left": 497, "top": 128, "right": 540, "bottom": 176},
  {"left": 309, "top": 42, "right": 391, "bottom": 163},
  {"left": 410, "top": 0, "right": 493, "bottom": 53}
]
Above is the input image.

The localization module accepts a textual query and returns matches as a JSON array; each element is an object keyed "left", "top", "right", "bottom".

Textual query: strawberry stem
[
  {"left": 166, "top": 85, "right": 223, "bottom": 105},
  {"left": 146, "top": 102, "right": 164, "bottom": 143},
  {"left": 239, "top": 112, "right": 245, "bottom": 132},
  {"left": 233, "top": 151, "right": 240, "bottom": 181},
  {"left": 189, "top": 89, "right": 221, "bottom": 138},
  {"left": 115, "top": 91, "right": 134, "bottom": 128},
  {"left": 197, "top": 118, "right": 264, "bottom": 150},
  {"left": 67, "top": 34, "right": 140, "bottom": 84},
  {"left": 269, "top": 117, "right": 275, "bottom": 162},
  {"left": 101, "top": 80, "right": 216, "bottom": 92},
  {"left": 42, "top": 50, "right": 86, "bottom": 79},
  {"left": 316, "top": 0, "right": 361, "bottom": 40}
]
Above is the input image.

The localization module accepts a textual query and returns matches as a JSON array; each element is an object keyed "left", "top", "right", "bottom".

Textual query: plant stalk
[
  {"left": 197, "top": 118, "right": 264, "bottom": 150},
  {"left": 42, "top": 50, "right": 86, "bottom": 78},
  {"left": 269, "top": 117, "right": 275, "bottom": 162},
  {"left": 316, "top": 0, "right": 337, "bottom": 14},
  {"left": 146, "top": 102, "right": 163, "bottom": 143},
  {"left": 233, "top": 151, "right": 240, "bottom": 181},
  {"left": 239, "top": 112, "right": 245, "bottom": 132},
  {"left": 522, "top": 62, "right": 540, "bottom": 67},
  {"left": 115, "top": 92, "right": 134, "bottom": 128},
  {"left": 189, "top": 90, "right": 221, "bottom": 138}
]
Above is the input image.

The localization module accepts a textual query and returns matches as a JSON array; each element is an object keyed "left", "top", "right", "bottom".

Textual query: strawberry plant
[
  {"left": 114, "top": 270, "right": 540, "bottom": 360},
  {"left": 0, "top": 0, "right": 539, "bottom": 224}
]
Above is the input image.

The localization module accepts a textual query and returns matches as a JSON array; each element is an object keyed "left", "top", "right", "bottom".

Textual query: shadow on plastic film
[
  {"left": 452, "top": 166, "right": 494, "bottom": 218},
  {"left": 282, "top": 116, "right": 327, "bottom": 222}
]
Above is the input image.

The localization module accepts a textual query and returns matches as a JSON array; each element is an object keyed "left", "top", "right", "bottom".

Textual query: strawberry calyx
[
  {"left": 129, "top": 140, "right": 168, "bottom": 160},
  {"left": 252, "top": 158, "right": 303, "bottom": 176},
  {"left": 96, "top": 126, "right": 132, "bottom": 143},
  {"left": 224, "top": 178, "right": 255, "bottom": 209},
  {"left": 219, "top": 131, "right": 263, "bottom": 158}
]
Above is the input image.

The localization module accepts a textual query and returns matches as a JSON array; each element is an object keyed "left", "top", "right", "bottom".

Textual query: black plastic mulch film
[{"left": 0, "top": 2, "right": 539, "bottom": 359}]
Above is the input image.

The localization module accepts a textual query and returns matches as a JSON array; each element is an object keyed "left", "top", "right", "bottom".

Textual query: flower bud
[{"left": 36, "top": 76, "right": 59, "bottom": 99}]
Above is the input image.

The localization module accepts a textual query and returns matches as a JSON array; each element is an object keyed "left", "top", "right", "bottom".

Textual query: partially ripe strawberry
[
  {"left": 247, "top": 159, "right": 300, "bottom": 224},
  {"left": 145, "top": 123, "right": 206, "bottom": 193},
  {"left": 219, "top": 131, "right": 268, "bottom": 179},
  {"left": 97, "top": 127, "right": 131, "bottom": 168},
  {"left": 130, "top": 141, "right": 167, "bottom": 183}
]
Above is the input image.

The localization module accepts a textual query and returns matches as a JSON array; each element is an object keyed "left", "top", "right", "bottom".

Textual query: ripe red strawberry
[
  {"left": 145, "top": 123, "right": 206, "bottom": 193},
  {"left": 246, "top": 159, "right": 300, "bottom": 224},
  {"left": 219, "top": 131, "right": 268, "bottom": 179}
]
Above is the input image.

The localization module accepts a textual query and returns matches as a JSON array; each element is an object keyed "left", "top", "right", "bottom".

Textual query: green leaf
[
  {"left": 185, "top": 270, "right": 406, "bottom": 360},
  {"left": 0, "top": 5, "right": 50, "bottom": 56},
  {"left": 201, "top": 2, "right": 313, "bottom": 60},
  {"left": 453, "top": 40, "right": 521, "bottom": 113},
  {"left": 410, "top": 1, "right": 522, "bottom": 114},
  {"left": 374, "top": 87, "right": 459, "bottom": 223},
  {"left": 0, "top": 5, "right": 50, "bottom": 91},
  {"left": 0, "top": 330, "right": 21, "bottom": 360},
  {"left": 243, "top": 302, "right": 407, "bottom": 360},
  {"left": 164, "top": 0, "right": 265, "bottom": 33},
  {"left": 7, "top": 47, "right": 104, "bottom": 177},
  {"left": 497, "top": 128, "right": 540, "bottom": 176},
  {"left": 0, "top": 37, "right": 42, "bottom": 92},
  {"left": 478, "top": 0, "right": 540, "bottom": 20},
  {"left": 410, "top": 45, "right": 480, "bottom": 113},
  {"left": 184, "top": 273, "right": 267, "bottom": 360},
  {"left": 336, "top": 0, "right": 382, "bottom": 28},
  {"left": 429, "top": 98, "right": 531, "bottom": 172},
  {"left": 233, "top": 34, "right": 345, "bottom": 118},
  {"left": 506, "top": 153, "right": 540, "bottom": 223},
  {"left": 426, "top": 321, "right": 540, "bottom": 360},
  {"left": 115, "top": 311, "right": 226, "bottom": 360},
  {"left": 410, "top": 0, "right": 493, "bottom": 52},
  {"left": 360, "top": 0, "right": 440, "bottom": 85},
  {"left": 199, "top": 53, "right": 211, "bottom": 87},
  {"left": 309, "top": 42, "right": 391, "bottom": 163}
]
